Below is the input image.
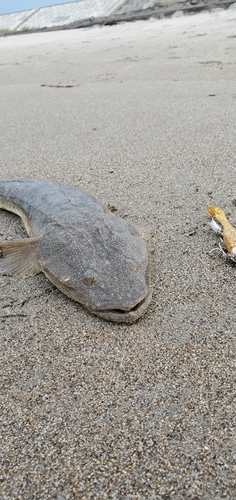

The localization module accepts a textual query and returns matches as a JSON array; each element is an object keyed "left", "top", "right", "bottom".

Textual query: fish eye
[{"left": 83, "top": 269, "right": 97, "bottom": 285}]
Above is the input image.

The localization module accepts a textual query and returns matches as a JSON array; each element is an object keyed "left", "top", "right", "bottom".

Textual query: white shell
[
  {"left": 210, "top": 218, "right": 222, "bottom": 235},
  {"left": 231, "top": 247, "right": 236, "bottom": 257}
]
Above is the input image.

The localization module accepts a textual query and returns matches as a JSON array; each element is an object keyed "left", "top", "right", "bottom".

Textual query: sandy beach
[{"left": 0, "top": 10, "right": 236, "bottom": 498}]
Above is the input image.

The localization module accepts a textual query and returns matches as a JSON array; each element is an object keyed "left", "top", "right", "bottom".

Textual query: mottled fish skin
[{"left": 0, "top": 180, "right": 152, "bottom": 322}]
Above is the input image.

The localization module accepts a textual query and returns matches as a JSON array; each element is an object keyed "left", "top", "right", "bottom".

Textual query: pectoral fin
[{"left": 0, "top": 237, "right": 41, "bottom": 276}]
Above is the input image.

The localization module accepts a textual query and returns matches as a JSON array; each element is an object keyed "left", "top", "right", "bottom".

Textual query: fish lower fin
[{"left": 0, "top": 237, "right": 41, "bottom": 276}]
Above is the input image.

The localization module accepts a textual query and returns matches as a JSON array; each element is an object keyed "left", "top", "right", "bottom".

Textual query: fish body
[
  {"left": 0, "top": 180, "right": 152, "bottom": 322},
  {"left": 207, "top": 205, "right": 236, "bottom": 260}
]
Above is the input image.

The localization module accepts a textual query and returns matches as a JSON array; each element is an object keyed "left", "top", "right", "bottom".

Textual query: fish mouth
[{"left": 93, "top": 291, "right": 152, "bottom": 323}]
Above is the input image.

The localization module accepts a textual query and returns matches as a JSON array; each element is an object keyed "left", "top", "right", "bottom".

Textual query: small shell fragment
[
  {"left": 209, "top": 218, "right": 222, "bottom": 235},
  {"left": 231, "top": 247, "right": 236, "bottom": 258}
]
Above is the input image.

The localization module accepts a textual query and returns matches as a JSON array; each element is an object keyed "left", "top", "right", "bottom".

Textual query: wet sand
[{"left": 0, "top": 10, "right": 235, "bottom": 499}]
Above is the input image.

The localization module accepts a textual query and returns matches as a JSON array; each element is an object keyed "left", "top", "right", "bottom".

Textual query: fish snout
[
  {"left": 114, "top": 295, "right": 147, "bottom": 313},
  {"left": 93, "top": 289, "right": 152, "bottom": 323}
]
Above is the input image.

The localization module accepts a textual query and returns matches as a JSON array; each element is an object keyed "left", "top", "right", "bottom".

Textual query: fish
[
  {"left": 0, "top": 179, "right": 152, "bottom": 322},
  {"left": 207, "top": 205, "right": 236, "bottom": 261}
]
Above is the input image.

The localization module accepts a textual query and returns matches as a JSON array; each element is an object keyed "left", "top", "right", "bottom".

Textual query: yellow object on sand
[{"left": 207, "top": 205, "right": 236, "bottom": 259}]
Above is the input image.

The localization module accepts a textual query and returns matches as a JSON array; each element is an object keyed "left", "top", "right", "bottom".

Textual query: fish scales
[{"left": 0, "top": 180, "right": 152, "bottom": 322}]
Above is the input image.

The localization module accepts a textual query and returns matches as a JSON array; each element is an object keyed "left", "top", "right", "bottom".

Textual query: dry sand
[{"left": 0, "top": 9, "right": 236, "bottom": 499}]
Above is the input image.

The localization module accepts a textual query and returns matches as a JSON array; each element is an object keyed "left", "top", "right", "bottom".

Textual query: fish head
[{"left": 40, "top": 215, "right": 151, "bottom": 323}]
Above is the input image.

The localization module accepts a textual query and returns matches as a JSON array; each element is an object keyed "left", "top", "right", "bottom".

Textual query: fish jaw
[{"left": 90, "top": 288, "right": 152, "bottom": 323}]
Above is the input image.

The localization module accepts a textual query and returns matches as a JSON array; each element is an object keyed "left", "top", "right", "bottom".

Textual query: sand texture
[{"left": 0, "top": 10, "right": 236, "bottom": 499}]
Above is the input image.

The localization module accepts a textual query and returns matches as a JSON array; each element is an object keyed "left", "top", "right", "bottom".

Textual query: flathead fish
[{"left": 0, "top": 180, "right": 152, "bottom": 322}]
